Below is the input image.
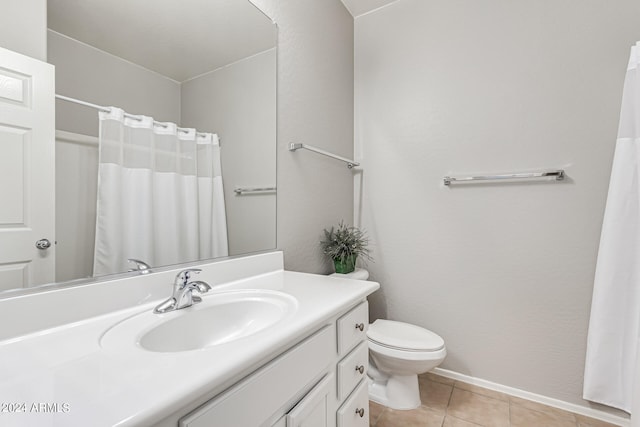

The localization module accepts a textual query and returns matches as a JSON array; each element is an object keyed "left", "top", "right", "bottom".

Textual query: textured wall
[
  {"left": 250, "top": 0, "right": 355, "bottom": 273},
  {"left": 355, "top": 0, "right": 640, "bottom": 410}
]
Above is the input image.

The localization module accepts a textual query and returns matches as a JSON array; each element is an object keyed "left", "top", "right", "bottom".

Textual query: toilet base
[{"left": 368, "top": 374, "right": 421, "bottom": 410}]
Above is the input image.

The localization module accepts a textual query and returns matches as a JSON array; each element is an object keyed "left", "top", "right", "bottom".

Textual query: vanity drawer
[
  {"left": 179, "top": 326, "right": 333, "bottom": 427},
  {"left": 336, "top": 379, "right": 369, "bottom": 427},
  {"left": 337, "top": 301, "right": 368, "bottom": 356},
  {"left": 337, "top": 341, "right": 369, "bottom": 400}
]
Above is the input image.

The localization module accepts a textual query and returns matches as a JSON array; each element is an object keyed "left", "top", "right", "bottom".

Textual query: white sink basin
[{"left": 101, "top": 289, "right": 298, "bottom": 353}]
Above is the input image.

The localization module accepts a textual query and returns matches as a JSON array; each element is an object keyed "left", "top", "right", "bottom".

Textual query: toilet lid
[{"left": 367, "top": 319, "right": 445, "bottom": 351}]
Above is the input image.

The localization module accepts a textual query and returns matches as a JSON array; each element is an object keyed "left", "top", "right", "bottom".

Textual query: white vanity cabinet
[{"left": 174, "top": 301, "right": 371, "bottom": 427}]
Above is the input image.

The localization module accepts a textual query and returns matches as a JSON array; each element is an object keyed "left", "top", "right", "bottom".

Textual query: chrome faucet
[
  {"left": 153, "top": 268, "right": 212, "bottom": 314},
  {"left": 127, "top": 258, "right": 151, "bottom": 274}
]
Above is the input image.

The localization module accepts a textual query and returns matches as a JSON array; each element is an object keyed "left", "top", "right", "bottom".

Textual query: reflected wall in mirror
[{"left": 0, "top": 0, "right": 277, "bottom": 294}]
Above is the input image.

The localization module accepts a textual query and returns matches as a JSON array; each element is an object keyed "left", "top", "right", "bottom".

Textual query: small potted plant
[{"left": 320, "top": 221, "right": 372, "bottom": 274}]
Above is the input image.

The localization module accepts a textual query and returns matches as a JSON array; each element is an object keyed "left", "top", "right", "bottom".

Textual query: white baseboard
[{"left": 432, "top": 368, "right": 630, "bottom": 427}]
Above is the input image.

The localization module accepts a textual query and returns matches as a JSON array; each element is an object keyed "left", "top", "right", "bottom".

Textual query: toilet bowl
[
  {"left": 329, "top": 269, "right": 446, "bottom": 410},
  {"left": 367, "top": 319, "right": 447, "bottom": 410}
]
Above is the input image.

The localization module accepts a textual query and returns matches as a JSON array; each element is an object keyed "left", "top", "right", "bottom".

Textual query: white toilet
[
  {"left": 367, "top": 319, "right": 446, "bottom": 409},
  {"left": 330, "top": 269, "right": 447, "bottom": 410}
]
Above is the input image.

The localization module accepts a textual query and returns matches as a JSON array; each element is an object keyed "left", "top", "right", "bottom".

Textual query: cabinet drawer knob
[
  {"left": 355, "top": 408, "right": 365, "bottom": 417},
  {"left": 355, "top": 323, "right": 364, "bottom": 331},
  {"left": 355, "top": 365, "right": 365, "bottom": 374}
]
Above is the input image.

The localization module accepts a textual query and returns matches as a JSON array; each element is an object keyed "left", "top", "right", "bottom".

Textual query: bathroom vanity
[
  {"left": 0, "top": 252, "right": 378, "bottom": 427},
  {"left": 174, "top": 300, "right": 370, "bottom": 427}
]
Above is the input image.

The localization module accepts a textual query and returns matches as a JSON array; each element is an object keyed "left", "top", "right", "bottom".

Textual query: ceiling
[
  {"left": 340, "top": 0, "right": 399, "bottom": 17},
  {"left": 47, "top": 0, "right": 277, "bottom": 82}
]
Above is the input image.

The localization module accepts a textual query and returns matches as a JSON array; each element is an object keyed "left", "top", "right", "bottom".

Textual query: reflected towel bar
[
  {"left": 443, "top": 170, "right": 565, "bottom": 186},
  {"left": 234, "top": 187, "right": 277, "bottom": 195},
  {"left": 289, "top": 143, "right": 359, "bottom": 169}
]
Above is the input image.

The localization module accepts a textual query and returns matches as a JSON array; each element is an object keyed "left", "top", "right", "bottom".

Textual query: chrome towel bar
[
  {"left": 443, "top": 170, "right": 565, "bottom": 186},
  {"left": 289, "top": 143, "right": 359, "bottom": 169},
  {"left": 234, "top": 187, "right": 277, "bottom": 195}
]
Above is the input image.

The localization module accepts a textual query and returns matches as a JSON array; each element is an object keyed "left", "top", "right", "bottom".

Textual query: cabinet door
[{"left": 286, "top": 374, "right": 334, "bottom": 427}]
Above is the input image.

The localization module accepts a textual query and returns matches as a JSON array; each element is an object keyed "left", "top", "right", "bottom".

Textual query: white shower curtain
[
  {"left": 584, "top": 42, "right": 640, "bottom": 414},
  {"left": 93, "top": 108, "right": 228, "bottom": 276}
]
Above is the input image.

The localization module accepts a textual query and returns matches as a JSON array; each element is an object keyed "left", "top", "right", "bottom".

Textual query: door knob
[{"left": 35, "top": 239, "right": 51, "bottom": 250}]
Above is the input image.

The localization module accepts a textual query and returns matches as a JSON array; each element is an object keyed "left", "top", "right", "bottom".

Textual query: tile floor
[{"left": 368, "top": 373, "right": 619, "bottom": 427}]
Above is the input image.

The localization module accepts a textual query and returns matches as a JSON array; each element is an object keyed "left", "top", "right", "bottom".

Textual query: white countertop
[{"left": 0, "top": 270, "right": 378, "bottom": 427}]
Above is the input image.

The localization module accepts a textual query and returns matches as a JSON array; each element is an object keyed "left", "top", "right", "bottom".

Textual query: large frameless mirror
[{"left": 0, "top": 0, "right": 277, "bottom": 296}]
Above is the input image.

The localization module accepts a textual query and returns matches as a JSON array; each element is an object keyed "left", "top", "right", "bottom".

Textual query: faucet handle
[{"left": 174, "top": 268, "right": 202, "bottom": 286}]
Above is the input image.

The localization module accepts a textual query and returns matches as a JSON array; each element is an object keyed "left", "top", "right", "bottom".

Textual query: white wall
[
  {"left": 250, "top": 0, "right": 355, "bottom": 273},
  {"left": 355, "top": 0, "right": 640, "bottom": 411},
  {"left": 0, "top": 0, "right": 46, "bottom": 61},
  {"left": 48, "top": 30, "right": 181, "bottom": 137},
  {"left": 181, "top": 49, "right": 276, "bottom": 257}
]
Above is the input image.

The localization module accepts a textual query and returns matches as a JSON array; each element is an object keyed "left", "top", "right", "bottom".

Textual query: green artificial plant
[{"left": 320, "top": 221, "right": 372, "bottom": 274}]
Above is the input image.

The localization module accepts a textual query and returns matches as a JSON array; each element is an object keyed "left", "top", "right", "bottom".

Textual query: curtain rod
[{"left": 55, "top": 94, "right": 211, "bottom": 138}]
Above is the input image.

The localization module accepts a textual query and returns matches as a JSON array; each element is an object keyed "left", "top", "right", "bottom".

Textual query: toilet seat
[
  {"left": 369, "top": 339, "right": 447, "bottom": 362},
  {"left": 367, "top": 319, "right": 445, "bottom": 352}
]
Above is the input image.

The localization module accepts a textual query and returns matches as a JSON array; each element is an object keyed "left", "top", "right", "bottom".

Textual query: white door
[{"left": 0, "top": 46, "right": 55, "bottom": 290}]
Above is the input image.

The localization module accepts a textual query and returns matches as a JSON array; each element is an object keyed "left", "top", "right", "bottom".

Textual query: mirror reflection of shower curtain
[
  {"left": 584, "top": 42, "right": 640, "bottom": 415},
  {"left": 93, "top": 107, "right": 228, "bottom": 276}
]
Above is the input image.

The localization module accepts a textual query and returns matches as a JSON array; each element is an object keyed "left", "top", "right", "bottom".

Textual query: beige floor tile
[
  {"left": 418, "top": 376, "right": 454, "bottom": 412},
  {"left": 510, "top": 404, "right": 577, "bottom": 427},
  {"left": 575, "top": 414, "right": 621, "bottom": 427},
  {"left": 369, "top": 401, "right": 386, "bottom": 426},
  {"left": 510, "top": 396, "right": 577, "bottom": 422},
  {"left": 443, "top": 415, "right": 484, "bottom": 427},
  {"left": 447, "top": 388, "right": 510, "bottom": 427},
  {"left": 375, "top": 406, "right": 444, "bottom": 427},
  {"left": 454, "top": 381, "right": 510, "bottom": 402},
  {"left": 376, "top": 376, "right": 619, "bottom": 427},
  {"left": 420, "top": 371, "right": 456, "bottom": 386}
]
